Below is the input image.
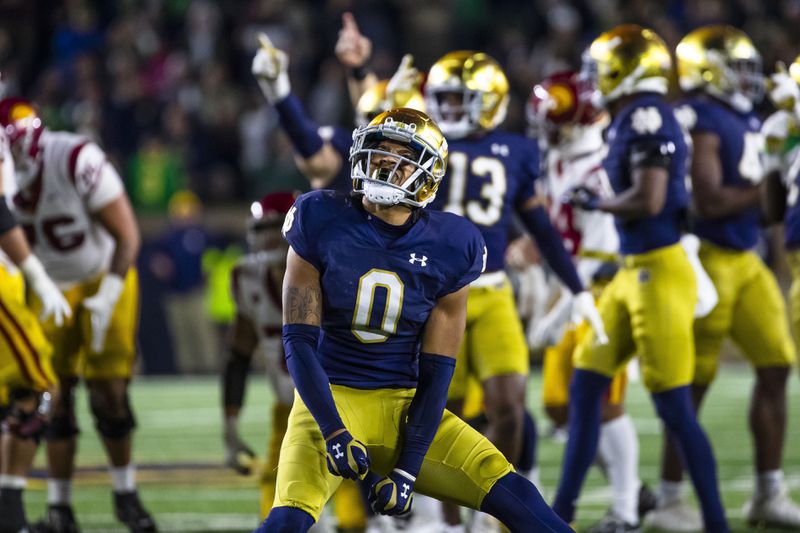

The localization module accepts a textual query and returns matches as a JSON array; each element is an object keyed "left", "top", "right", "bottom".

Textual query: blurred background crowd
[{"left": 3, "top": 0, "right": 799, "bottom": 373}]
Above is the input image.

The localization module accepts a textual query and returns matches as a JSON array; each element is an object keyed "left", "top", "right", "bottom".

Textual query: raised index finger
[{"left": 341, "top": 12, "right": 360, "bottom": 34}]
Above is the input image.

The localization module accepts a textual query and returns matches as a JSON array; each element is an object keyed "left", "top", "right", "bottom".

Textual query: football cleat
[
  {"left": 637, "top": 483, "right": 658, "bottom": 520},
  {"left": 351, "top": 108, "right": 448, "bottom": 208},
  {"left": 425, "top": 51, "right": 509, "bottom": 139},
  {"left": 676, "top": 25, "right": 763, "bottom": 112},
  {"left": 224, "top": 441, "right": 257, "bottom": 476},
  {"left": 586, "top": 511, "right": 640, "bottom": 533},
  {"left": 743, "top": 485, "right": 800, "bottom": 529},
  {"left": 582, "top": 24, "right": 672, "bottom": 105},
  {"left": 113, "top": 491, "right": 157, "bottom": 532},
  {"left": 642, "top": 500, "right": 702, "bottom": 532},
  {"left": 35, "top": 505, "right": 80, "bottom": 533}
]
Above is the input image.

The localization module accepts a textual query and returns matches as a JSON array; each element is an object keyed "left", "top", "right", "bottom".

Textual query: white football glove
[
  {"left": 768, "top": 67, "right": 800, "bottom": 112},
  {"left": 571, "top": 290, "right": 608, "bottom": 345},
  {"left": 20, "top": 255, "right": 71, "bottom": 327},
  {"left": 83, "top": 273, "right": 125, "bottom": 353},
  {"left": 386, "top": 54, "right": 419, "bottom": 96},
  {"left": 529, "top": 290, "right": 573, "bottom": 351},
  {"left": 251, "top": 33, "right": 291, "bottom": 105}
]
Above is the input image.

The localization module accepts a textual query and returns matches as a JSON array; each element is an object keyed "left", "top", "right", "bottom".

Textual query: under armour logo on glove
[
  {"left": 325, "top": 430, "right": 370, "bottom": 480},
  {"left": 370, "top": 469, "right": 415, "bottom": 516}
]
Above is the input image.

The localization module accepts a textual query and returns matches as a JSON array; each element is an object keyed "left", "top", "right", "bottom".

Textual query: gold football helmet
[
  {"left": 582, "top": 24, "right": 672, "bottom": 104},
  {"left": 355, "top": 79, "right": 426, "bottom": 127},
  {"left": 790, "top": 55, "right": 800, "bottom": 86},
  {"left": 676, "top": 25, "right": 763, "bottom": 112},
  {"left": 350, "top": 108, "right": 448, "bottom": 208},
  {"left": 425, "top": 51, "right": 509, "bottom": 138}
]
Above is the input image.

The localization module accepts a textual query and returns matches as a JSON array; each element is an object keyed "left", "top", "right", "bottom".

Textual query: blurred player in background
[
  {"left": 763, "top": 55, "right": 800, "bottom": 348},
  {"left": 553, "top": 24, "right": 729, "bottom": 532},
  {"left": 0, "top": 123, "right": 72, "bottom": 533},
  {"left": 527, "top": 71, "right": 652, "bottom": 531},
  {"left": 0, "top": 97, "right": 156, "bottom": 533},
  {"left": 423, "top": 50, "right": 605, "bottom": 532},
  {"left": 258, "top": 107, "right": 571, "bottom": 533},
  {"left": 647, "top": 25, "right": 800, "bottom": 531}
]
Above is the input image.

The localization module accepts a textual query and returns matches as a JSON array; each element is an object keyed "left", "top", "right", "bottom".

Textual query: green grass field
[{"left": 21, "top": 365, "right": 800, "bottom": 532}]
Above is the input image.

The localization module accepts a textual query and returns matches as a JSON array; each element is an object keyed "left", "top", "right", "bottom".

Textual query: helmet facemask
[
  {"left": 351, "top": 117, "right": 445, "bottom": 208},
  {"left": 425, "top": 88, "right": 482, "bottom": 139},
  {"left": 709, "top": 52, "right": 764, "bottom": 112}
]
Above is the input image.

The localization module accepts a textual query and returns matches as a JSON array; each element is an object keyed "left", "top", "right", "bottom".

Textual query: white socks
[
  {"left": 598, "top": 414, "right": 641, "bottom": 524},
  {"left": 110, "top": 464, "right": 137, "bottom": 493},
  {"left": 0, "top": 475, "right": 26, "bottom": 489},
  {"left": 657, "top": 479, "right": 686, "bottom": 508},
  {"left": 47, "top": 479, "right": 72, "bottom": 505},
  {"left": 224, "top": 416, "right": 239, "bottom": 442},
  {"left": 756, "top": 469, "right": 784, "bottom": 499}
]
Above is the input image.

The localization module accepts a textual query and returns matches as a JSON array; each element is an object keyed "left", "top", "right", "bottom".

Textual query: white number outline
[
  {"left": 739, "top": 131, "right": 764, "bottom": 185},
  {"left": 351, "top": 269, "right": 404, "bottom": 343},
  {"left": 444, "top": 152, "right": 507, "bottom": 226}
]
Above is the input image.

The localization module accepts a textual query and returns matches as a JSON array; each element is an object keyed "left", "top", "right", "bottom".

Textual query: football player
[
  {"left": 251, "top": 26, "right": 424, "bottom": 193},
  {"left": 0, "top": 97, "right": 156, "bottom": 533},
  {"left": 423, "top": 51, "right": 605, "bottom": 531},
  {"left": 762, "top": 56, "right": 800, "bottom": 349},
  {"left": 527, "top": 71, "right": 648, "bottom": 531},
  {"left": 645, "top": 26, "right": 800, "bottom": 531},
  {"left": 553, "top": 25, "right": 729, "bottom": 533},
  {"left": 256, "top": 108, "right": 571, "bottom": 533},
  {"left": 0, "top": 128, "right": 72, "bottom": 533}
]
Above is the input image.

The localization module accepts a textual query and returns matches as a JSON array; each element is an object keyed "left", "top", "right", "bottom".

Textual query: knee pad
[
  {"left": 3, "top": 389, "right": 49, "bottom": 442},
  {"left": 45, "top": 413, "right": 80, "bottom": 440},
  {"left": 89, "top": 386, "right": 137, "bottom": 440},
  {"left": 258, "top": 506, "right": 315, "bottom": 533},
  {"left": 94, "top": 411, "right": 137, "bottom": 440}
]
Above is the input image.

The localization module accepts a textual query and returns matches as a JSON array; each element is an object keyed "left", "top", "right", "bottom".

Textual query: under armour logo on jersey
[
  {"left": 490, "top": 143, "right": 509, "bottom": 157},
  {"left": 401, "top": 483, "right": 410, "bottom": 498},
  {"left": 332, "top": 443, "right": 344, "bottom": 459},
  {"left": 409, "top": 253, "right": 427, "bottom": 266}
]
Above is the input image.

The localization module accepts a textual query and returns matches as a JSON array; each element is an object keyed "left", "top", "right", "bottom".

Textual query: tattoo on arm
[{"left": 285, "top": 286, "right": 322, "bottom": 325}]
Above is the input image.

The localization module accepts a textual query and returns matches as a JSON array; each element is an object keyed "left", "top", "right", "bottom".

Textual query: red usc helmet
[
  {"left": 0, "top": 97, "right": 44, "bottom": 186},
  {"left": 527, "top": 71, "right": 604, "bottom": 147},
  {"left": 248, "top": 191, "right": 297, "bottom": 251}
]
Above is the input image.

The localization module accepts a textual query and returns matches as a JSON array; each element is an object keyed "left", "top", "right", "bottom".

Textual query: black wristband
[
  {"left": 0, "top": 196, "right": 18, "bottom": 235},
  {"left": 350, "top": 66, "right": 367, "bottom": 81}
]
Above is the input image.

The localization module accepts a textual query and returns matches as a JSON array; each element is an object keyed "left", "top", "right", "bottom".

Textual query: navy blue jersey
[
  {"left": 676, "top": 96, "right": 762, "bottom": 250},
  {"left": 786, "top": 169, "right": 800, "bottom": 248},
  {"left": 319, "top": 125, "right": 354, "bottom": 194},
  {"left": 428, "top": 129, "right": 539, "bottom": 272},
  {"left": 283, "top": 190, "right": 486, "bottom": 389},
  {"left": 604, "top": 93, "right": 689, "bottom": 254}
]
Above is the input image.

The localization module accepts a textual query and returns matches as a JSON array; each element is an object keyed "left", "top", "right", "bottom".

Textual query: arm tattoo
[{"left": 285, "top": 286, "right": 322, "bottom": 325}]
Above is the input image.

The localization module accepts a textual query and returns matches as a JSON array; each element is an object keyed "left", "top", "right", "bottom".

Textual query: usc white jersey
[
  {"left": 10, "top": 131, "right": 124, "bottom": 286},
  {"left": 544, "top": 129, "right": 619, "bottom": 285},
  {"left": 232, "top": 250, "right": 293, "bottom": 403},
  {"left": 0, "top": 131, "right": 17, "bottom": 271}
]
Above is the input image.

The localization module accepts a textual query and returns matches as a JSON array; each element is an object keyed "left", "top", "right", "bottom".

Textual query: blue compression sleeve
[
  {"left": 481, "top": 472, "right": 572, "bottom": 532},
  {"left": 395, "top": 353, "right": 456, "bottom": 478},
  {"left": 518, "top": 206, "right": 583, "bottom": 294},
  {"left": 274, "top": 94, "right": 325, "bottom": 158},
  {"left": 282, "top": 323, "right": 344, "bottom": 438}
]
